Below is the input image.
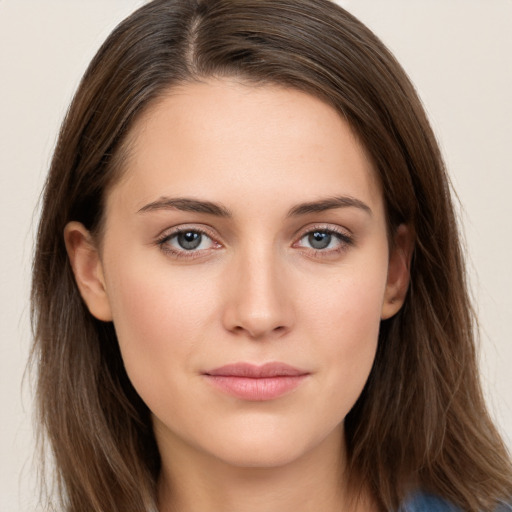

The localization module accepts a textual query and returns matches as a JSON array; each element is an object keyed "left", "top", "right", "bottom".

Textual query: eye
[
  {"left": 157, "top": 227, "right": 219, "bottom": 258},
  {"left": 295, "top": 227, "right": 353, "bottom": 254}
]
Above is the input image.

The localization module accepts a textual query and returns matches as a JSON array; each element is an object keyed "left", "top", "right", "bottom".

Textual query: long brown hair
[{"left": 31, "top": 1, "right": 512, "bottom": 511}]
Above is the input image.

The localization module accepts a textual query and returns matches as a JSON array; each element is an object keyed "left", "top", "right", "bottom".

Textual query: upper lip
[{"left": 204, "top": 362, "right": 308, "bottom": 378}]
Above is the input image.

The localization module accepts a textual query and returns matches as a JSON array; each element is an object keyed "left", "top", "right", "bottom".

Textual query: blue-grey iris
[
  {"left": 308, "top": 231, "right": 331, "bottom": 249},
  {"left": 178, "top": 231, "right": 202, "bottom": 250}
]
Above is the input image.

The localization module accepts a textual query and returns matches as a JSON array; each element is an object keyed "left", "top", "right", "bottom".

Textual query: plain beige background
[{"left": 1, "top": 1, "right": 511, "bottom": 510}]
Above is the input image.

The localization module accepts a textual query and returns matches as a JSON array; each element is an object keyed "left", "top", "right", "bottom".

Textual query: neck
[{"left": 156, "top": 428, "right": 375, "bottom": 512}]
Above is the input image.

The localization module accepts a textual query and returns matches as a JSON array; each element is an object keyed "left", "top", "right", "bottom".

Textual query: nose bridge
[{"left": 222, "top": 242, "right": 293, "bottom": 339}]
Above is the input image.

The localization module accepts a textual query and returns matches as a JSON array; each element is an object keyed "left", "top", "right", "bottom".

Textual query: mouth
[{"left": 203, "top": 362, "right": 310, "bottom": 401}]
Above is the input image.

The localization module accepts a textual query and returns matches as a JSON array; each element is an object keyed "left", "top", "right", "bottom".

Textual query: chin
[
  {"left": 218, "top": 440, "right": 306, "bottom": 468},
  {"left": 200, "top": 418, "right": 344, "bottom": 470}
]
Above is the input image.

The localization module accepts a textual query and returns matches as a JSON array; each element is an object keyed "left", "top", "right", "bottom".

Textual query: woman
[{"left": 31, "top": 0, "right": 512, "bottom": 511}]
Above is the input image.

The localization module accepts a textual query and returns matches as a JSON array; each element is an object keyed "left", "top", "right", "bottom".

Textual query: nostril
[
  {"left": 221, "top": 277, "right": 294, "bottom": 338},
  {"left": 230, "top": 322, "right": 288, "bottom": 339}
]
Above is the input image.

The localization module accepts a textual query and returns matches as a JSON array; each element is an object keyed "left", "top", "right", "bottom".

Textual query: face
[{"left": 66, "top": 79, "right": 410, "bottom": 472}]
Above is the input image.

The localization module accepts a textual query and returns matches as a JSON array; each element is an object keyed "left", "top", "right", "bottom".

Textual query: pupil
[
  {"left": 178, "top": 231, "right": 201, "bottom": 250},
  {"left": 309, "top": 231, "right": 331, "bottom": 249}
]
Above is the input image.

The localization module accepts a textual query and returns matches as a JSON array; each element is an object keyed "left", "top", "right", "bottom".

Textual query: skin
[{"left": 65, "top": 79, "right": 412, "bottom": 512}]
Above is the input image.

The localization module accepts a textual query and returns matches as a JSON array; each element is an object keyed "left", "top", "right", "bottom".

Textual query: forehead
[{"left": 108, "top": 79, "right": 383, "bottom": 217}]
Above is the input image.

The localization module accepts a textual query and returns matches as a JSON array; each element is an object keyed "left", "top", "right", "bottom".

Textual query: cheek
[
  {"left": 103, "top": 257, "right": 219, "bottom": 403},
  {"left": 302, "top": 257, "right": 386, "bottom": 341},
  {"left": 299, "top": 261, "right": 387, "bottom": 405}
]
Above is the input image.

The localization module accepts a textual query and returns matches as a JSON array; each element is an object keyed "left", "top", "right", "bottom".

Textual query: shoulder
[
  {"left": 398, "top": 491, "right": 512, "bottom": 512},
  {"left": 399, "top": 492, "right": 461, "bottom": 512}
]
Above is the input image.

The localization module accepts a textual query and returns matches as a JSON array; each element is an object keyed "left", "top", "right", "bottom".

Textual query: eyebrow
[
  {"left": 287, "top": 196, "right": 372, "bottom": 217},
  {"left": 137, "top": 197, "right": 232, "bottom": 217},
  {"left": 137, "top": 195, "right": 372, "bottom": 217}
]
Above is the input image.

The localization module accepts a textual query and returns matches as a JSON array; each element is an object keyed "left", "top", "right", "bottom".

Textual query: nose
[{"left": 221, "top": 248, "right": 295, "bottom": 340}]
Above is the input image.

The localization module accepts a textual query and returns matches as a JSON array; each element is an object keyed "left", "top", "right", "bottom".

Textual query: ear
[
  {"left": 64, "top": 221, "right": 113, "bottom": 321},
  {"left": 381, "top": 224, "right": 414, "bottom": 320}
]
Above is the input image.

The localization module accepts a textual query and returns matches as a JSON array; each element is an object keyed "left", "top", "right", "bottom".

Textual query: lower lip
[{"left": 204, "top": 375, "right": 307, "bottom": 401}]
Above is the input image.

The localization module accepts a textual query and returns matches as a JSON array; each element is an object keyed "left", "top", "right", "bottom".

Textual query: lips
[{"left": 203, "top": 362, "right": 309, "bottom": 401}]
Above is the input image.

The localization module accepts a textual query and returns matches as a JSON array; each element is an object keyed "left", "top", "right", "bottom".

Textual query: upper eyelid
[
  {"left": 294, "top": 223, "right": 353, "bottom": 239},
  {"left": 156, "top": 224, "right": 218, "bottom": 241}
]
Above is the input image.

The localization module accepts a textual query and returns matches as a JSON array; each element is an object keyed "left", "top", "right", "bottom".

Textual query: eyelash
[
  {"left": 156, "top": 226, "right": 220, "bottom": 260},
  {"left": 155, "top": 224, "right": 354, "bottom": 260},
  {"left": 293, "top": 224, "right": 354, "bottom": 258}
]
